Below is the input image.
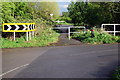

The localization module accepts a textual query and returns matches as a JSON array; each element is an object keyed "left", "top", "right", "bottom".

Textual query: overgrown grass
[
  {"left": 71, "top": 29, "right": 120, "bottom": 44},
  {"left": 113, "top": 67, "right": 120, "bottom": 80},
  {"left": 1, "top": 29, "right": 60, "bottom": 48}
]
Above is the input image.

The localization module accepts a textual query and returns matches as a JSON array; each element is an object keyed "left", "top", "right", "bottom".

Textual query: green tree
[
  {"left": 1, "top": 2, "right": 60, "bottom": 38},
  {"left": 67, "top": 2, "right": 120, "bottom": 26},
  {"left": 2, "top": 2, "right": 16, "bottom": 23}
]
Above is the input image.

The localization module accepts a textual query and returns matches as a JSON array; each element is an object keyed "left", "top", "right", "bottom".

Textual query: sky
[{"left": 58, "top": 2, "right": 71, "bottom": 15}]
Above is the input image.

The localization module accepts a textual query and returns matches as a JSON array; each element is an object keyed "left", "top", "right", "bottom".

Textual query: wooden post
[{"left": 13, "top": 32, "right": 15, "bottom": 41}]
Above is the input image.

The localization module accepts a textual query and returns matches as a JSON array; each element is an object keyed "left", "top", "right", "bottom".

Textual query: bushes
[
  {"left": 72, "top": 29, "right": 120, "bottom": 44},
  {"left": 1, "top": 28, "right": 60, "bottom": 48}
]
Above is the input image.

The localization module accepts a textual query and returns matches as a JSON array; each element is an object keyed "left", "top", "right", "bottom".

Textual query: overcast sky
[{"left": 58, "top": 2, "right": 71, "bottom": 15}]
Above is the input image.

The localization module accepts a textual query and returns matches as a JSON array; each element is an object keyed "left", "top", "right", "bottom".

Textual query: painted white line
[{"left": 0, "top": 64, "right": 29, "bottom": 77}]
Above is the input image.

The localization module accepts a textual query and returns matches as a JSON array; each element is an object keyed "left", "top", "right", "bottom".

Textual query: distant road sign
[{"left": 2, "top": 23, "right": 35, "bottom": 32}]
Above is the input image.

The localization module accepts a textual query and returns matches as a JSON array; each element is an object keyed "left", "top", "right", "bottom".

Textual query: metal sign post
[
  {"left": 28, "top": 25, "right": 31, "bottom": 40},
  {"left": 29, "top": 31, "right": 32, "bottom": 40},
  {"left": 13, "top": 32, "right": 15, "bottom": 41},
  {"left": 26, "top": 32, "right": 28, "bottom": 41},
  {"left": 32, "top": 31, "right": 34, "bottom": 38}
]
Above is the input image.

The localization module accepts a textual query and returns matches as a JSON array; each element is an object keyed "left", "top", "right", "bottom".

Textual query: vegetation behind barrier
[{"left": 72, "top": 29, "right": 120, "bottom": 44}]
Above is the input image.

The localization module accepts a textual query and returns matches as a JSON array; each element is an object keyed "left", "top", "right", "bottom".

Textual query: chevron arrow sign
[{"left": 2, "top": 23, "right": 35, "bottom": 32}]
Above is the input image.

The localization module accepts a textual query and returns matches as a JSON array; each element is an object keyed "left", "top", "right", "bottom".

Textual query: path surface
[
  {"left": 50, "top": 33, "right": 82, "bottom": 46},
  {"left": 50, "top": 25, "right": 82, "bottom": 46},
  {"left": 2, "top": 44, "right": 119, "bottom": 79}
]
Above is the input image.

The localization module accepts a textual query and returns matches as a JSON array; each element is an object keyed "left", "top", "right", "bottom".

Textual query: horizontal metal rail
[
  {"left": 101, "top": 24, "right": 120, "bottom": 36},
  {"left": 68, "top": 27, "right": 86, "bottom": 40},
  {"left": 52, "top": 26, "right": 86, "bottom": 40},
  {"left": 103, "top": 31, "right": 120, "bottom": 33}
]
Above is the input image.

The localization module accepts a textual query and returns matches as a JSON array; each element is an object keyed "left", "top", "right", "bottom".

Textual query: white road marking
[{"left": 0, "top": 64, "right": 29, "bottom": 77}]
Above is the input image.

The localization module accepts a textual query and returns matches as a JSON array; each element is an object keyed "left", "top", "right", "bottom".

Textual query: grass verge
[{"left": 1, "top": 29, "right": 60, "bottom": 48}]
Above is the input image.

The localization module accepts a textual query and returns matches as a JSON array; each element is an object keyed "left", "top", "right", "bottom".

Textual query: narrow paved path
[
  {"left": 50, "top": 33, "right": 82, "bottom": 46},
  {"left": 50, "top": 25, "right": 82, "bottom": 46}
]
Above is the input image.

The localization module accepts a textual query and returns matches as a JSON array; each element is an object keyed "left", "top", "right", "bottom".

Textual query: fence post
[
  {"left": 114, "top": 24, "right": 116, "bottom": 36},
  {"left": 68, "top": 27, "right": 70, "bottom": 40}
]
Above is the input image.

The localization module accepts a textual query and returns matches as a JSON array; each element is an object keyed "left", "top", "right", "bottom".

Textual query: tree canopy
[
  {"left": 1, "top": 2, "right": 60, "bottom": 38},
  {"left": 67, "top": 2, "right": 120, "bottom": 26},
  {"left": 1, "top": 2, "right": 60, "bottom": 23}
]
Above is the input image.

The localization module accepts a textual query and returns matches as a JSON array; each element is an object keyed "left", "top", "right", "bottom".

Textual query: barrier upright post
[
  {"left": 114, "top": 24, "right": 116, "bottom": 36},
  {"left": 68, "top": 27, "right": 70, "bottom": 40}
]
